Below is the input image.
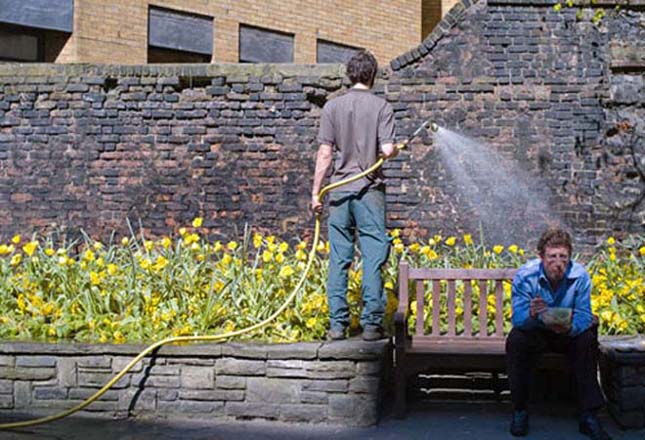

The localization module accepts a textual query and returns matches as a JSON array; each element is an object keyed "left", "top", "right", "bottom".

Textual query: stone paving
[{"left": 1, "top": 401, "right": 644, "bottom": 440}]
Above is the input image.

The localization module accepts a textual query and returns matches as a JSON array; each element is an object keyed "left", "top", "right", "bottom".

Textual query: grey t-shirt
[{"left": 317, "top": 88, "right": 395, "bottom": 193}]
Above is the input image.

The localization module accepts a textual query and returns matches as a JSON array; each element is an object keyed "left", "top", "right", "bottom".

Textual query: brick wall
[
  {"left": 0, "top": 0, "right": 642, "bottom": 250},
  {"left": 50, "top": 0, "right": 422, "bottom": 65}
]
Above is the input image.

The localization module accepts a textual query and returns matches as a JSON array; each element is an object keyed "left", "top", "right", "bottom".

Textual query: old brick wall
[{"left": 0, "top": 0, "right": 642, "bottom": 249}]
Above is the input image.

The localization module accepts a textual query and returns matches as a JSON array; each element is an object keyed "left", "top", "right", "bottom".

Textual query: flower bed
[{"left": 0, "top": 219, "right": 643, "bottom": 344}]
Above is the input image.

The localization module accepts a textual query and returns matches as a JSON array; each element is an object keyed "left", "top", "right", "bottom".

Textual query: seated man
[{"left": 506, "top": 228, "right": 611, "bottom": 440}]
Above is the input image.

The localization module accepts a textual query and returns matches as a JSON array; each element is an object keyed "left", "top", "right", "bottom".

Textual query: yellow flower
[
  {"left": 508, "top": 244, "right": 518, "bottom": 254},
  {"left": 493, "top": 245, "right": 504, "bottom": 255},
  {"left": 107, "top": 264, "right": 118, "bottom": 276},
  {"left": 192, "top": 217, "right": 203, "bottom": 228},
  {"left": 58, "top": 256, "right": 68, "bottom": 265},
  {"left": 296, "top": 241, "right": 307, "bottom": 251},
  {"left": 83, "top": 249, "right": 95, "bottom": 262},
  {"left": 279, "top": 265, "right": 294, "bottom": 278},
  {"left": 121, "top": 237, "right": 129, "bottom": 246},
  {"left": 227, "top": 241, "right": 238, "bottom": 251},
  {"left": 179, "top": 227, "right": 187, "bottom": 236},
  {"left": 316, "top": 242, "right": 325, "bottom": 253},
  {"left": 445, "top": 236, "right": 456, "bottom": 247},
  {"left": 161, "top": 236, "right": 172, "bottom": 249},
  {"left": 191, "top": 242, "right": 201, "bottom": 252},
  {"left": 279, "top": 242, "right": 289, "bottom": 253},
  {"left": 519, "top": 249, "right": 525, "bottom": 256},
  {"left": 154, "top": 256, "right": 169, "bottom": 271},
  {"left": 607, "top": 237, "right": 615, "bottom": 245},
  {"left": 10, "top": 254, "right": 21, "bottom": 266},
  {"left": 305, "top": 317, "right": 317, "bottom": 329},
  {"left": 48, "top": 327, "right": 56, "bottom": 337},
  {"left": 639, "top": 246, "right": 645, "bottom": 257},
  {"left": 213, "top": 241, "right": 223, "bottom": 252},
  {"left": 0, "top": 244, "right": 10, "bottom": 255},
  {"left": 275, "top": 253, "right": 285, "bottom": 264},
  {"left": 22, "top": 241, "right": 38, "bottom": 257},
  {"left": 221, "top": 254, "right": 232, "bottom": 266},
  {"left": 45, "top": 248, "right": 55, "bottom": 256},
  {"left": 90, "top": 271, "right": 101, "bottom": 286},
  {"left": 433, "top": 234, "right": 442, "bottom": 243},
  {"left": 253, "top": 233, "right": 263, "bottom": 249},
  {"left": 422, "top": 247, "right": 438, "bottom": 260},
  {"left": 390, "top": 229, "right": 401, "bottom": 238},
  {"left": 144, "top": 240, "right": 154, "bottom": 251},
  {"left": 140, "top": 258, "right": 152, "bottom": 270},
  {"left": 384, "top": 281, "right": 394, "bottom": 290},
  {"left": 93, "top": 242, "right": 103, "bottom": 250},
  {"left": 394, "top": 242, "right": 405, "bottom": 253},
  {"left": 553, "top": 3, "right": 562, "bottom": 12},
  {"left": 11, "top": 234, "right": 21, "bottom": 245},
  {"left": 463, "top": 234, "right": 473, "bottom": 246},
  {"left": 409, "top": 243, "right": 421, "bottom": 253},
  {"left": 295, "top": 249, "right": 307, "bottom": 261}
]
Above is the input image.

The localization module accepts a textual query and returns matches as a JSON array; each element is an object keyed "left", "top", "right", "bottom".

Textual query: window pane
[
  {"left": 239, "top": 25, "right": 293, "bottom": 63},
  {"left": 149, "top": 7, "right": 213, "bottom": 56},
  {"left": 317, "top": 39, "right": 361, "bottom": 64},
  {"left": 0, "top": 27, "right": 39, "bottom": 61}
]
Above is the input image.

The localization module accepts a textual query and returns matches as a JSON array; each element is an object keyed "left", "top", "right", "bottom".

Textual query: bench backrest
[{"left": 399, "top": 261, "right": 518, "bottom": 338}]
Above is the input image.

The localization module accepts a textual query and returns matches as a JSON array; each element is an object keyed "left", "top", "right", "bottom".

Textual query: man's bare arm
[{"left": 311, "top": 144, "right": 333, "bottom": 213}]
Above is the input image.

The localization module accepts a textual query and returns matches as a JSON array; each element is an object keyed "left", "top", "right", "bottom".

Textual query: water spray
[{"left": 0, "top": 117, "right": 438, "bottom": 430}]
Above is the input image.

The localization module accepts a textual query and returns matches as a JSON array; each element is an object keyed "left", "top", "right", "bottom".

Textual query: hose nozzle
[{"left": 429, "top": 122, "right": 439, "bottom": 132}]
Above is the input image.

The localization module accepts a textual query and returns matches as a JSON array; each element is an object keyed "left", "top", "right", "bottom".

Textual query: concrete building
[{"left": 0, "top": 0, "right": 459, "bottom": 65}]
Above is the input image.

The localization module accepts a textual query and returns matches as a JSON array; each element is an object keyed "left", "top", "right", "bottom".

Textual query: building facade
[{"left": 0, "top": 0, "right": 458, "bottom": 65}]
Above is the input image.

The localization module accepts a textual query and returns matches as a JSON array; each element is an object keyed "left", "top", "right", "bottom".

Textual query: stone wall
[
  {"left": 600, "top": 337, "right": 645, "bottom": 429},
  {"left": 0, "top": 340, "right": 391, "bottom": 426},
  {"left": 0, "top": 0, "right": 643, "bottom": 250}
]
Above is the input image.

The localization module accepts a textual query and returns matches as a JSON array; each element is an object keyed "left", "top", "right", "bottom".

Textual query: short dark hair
[
  {"left": 537, "top": 228, "right": 572, "bottom": 256},
  {"left": 346, "top": 51, "right": 378, "bottom": 86}
]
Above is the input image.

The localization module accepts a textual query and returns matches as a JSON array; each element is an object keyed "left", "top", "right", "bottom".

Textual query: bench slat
[
  {"left": 410, "top": 336, "right": 506, "bottom": 355},
  {"left": 416, "top": 280, "right": 425, "bottom": 336},
  {"left": 479, "top": 280, "right": 488, "bottom": 337},
  {"left": 447, "top": 280, "right": 456, "bottom": 336},
  {"left": 432, "top": 279, "right": 440, "bottom": 336},
  {"left": 495, "top": 280, "right": 505, "bottom": 337},
  {"left": 409, "top": 268, "right": 517, "bottom": 280},
  {"left": 464, "top": 281, "right": 472, "bottom": 337}
]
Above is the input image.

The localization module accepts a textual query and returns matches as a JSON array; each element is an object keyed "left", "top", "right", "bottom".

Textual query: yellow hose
[{"left": 0, "top": 142, "right": 411, "bottom": 430}]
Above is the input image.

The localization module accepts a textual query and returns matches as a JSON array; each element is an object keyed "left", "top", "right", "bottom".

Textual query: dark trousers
[{"left": 505, "top": 325, "right": 605, "bottom": 413}]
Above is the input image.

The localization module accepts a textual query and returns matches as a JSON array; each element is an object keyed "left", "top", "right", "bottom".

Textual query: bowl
[{"left": 541, "top": 307, "right": 572, "bottom": 326}]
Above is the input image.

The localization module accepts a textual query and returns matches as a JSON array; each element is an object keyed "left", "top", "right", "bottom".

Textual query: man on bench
[{"left": 506, "top": 228, "right": 611, "bottom": 440}]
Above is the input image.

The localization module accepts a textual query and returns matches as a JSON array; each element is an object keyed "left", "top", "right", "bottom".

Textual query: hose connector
[{"left": 430, "top": 122, "right": 439, "bottom": 132}]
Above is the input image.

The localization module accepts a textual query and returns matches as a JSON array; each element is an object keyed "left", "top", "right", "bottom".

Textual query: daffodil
[
  {"left": 121, "top": 237, "right": 129, "bottom": 246},
  {"left": 493, "top": 245, "right": 504, "bottom": 255},
  {"left": 22, "top": 241, "right": 38, "bottom": 257},
  {"left": 11, "top": 234, "right": 21, "bottom": 245},
  {"left": 192, "top": 217, "right": 203, "bottom": 228},
  {"left": 508, "top": 244, "right": 518, "bottom": 254},
  {"left": 463, "top": 234, "right": 473, "bottom": 246},
  {"left": 279, "top": 265, "right": 294, "bottom": 278},
  {"left": 445, "top": 236, "right": 456, "bottom": 247},
  {"left": 253, "top": 233, "right": 263, "bottom": 249},
  {"left": 227, "top": 241, "right": 238, "bottom": 251}
]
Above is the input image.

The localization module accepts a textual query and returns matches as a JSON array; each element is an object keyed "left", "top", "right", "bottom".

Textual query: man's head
[
  {"left": 346, "top": 51, "right": 378, "bottom": 87},
  {"left": 537, "top": 228, "right": 572, "bottom": 285}
]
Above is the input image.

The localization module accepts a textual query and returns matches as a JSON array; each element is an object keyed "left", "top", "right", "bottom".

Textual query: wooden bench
[{"left": 393, "top": 262, "right": 566, "bottom": 417}]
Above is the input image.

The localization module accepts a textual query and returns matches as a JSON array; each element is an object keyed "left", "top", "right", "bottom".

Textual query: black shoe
[
  {"left": 327, "top": 328, "right": 346, "bottom": 341},
  {"left": 362, "top": 326, "right": 384, "bottom": 341},
  {"left": 579, "top": 413, "right": 612, "bottom": 440},
  {"left": 510, "top": 409, "right": 529, "bottom": 437}
]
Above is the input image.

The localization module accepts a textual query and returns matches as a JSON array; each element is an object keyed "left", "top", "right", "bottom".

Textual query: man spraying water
[{"left": 311, "top": 50, "right": 397, "bottom": 341}]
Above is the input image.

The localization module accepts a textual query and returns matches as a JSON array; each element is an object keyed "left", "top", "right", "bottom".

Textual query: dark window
[
  {"left": 239, "top": 25, "right": 294, "bottom": 63},
  {"left": 317, "top": 39, "right": 361, "bottom": 64},
  {"left": 0, "top": 26, "right": 40, "bottom": 61},
  {"left": 148, "top": 7, "right": 213, "bottom": 63}
]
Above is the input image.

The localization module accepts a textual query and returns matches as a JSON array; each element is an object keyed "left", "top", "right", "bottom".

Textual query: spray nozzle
[{"left": 429, "top": 122, "right": 439, "bottom": 132}]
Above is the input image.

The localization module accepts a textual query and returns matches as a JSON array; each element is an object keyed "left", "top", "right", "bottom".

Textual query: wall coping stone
[{"left": 0, "top": 63, "right": 345, "bottom": 79}]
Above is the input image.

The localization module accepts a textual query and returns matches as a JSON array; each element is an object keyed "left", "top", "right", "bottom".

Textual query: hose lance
[{"left": 0, "top": 117, "right": 437, "bottom": 430}]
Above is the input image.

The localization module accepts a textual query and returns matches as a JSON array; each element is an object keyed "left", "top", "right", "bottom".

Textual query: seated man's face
[{"left": 541, "top": 245, "right": 570, "bottom": 284}]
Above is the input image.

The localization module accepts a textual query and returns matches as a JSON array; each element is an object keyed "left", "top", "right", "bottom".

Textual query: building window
[
  {"left": 239, "top": 25, "right": 294, "bottom": 63},
  {"left": 0, "top": 25, "right": 40, "bottom": 61},
  {"left": 148, "top": 7, "right": 213, "bottom": 63},
  {"left": 316, "top": 39, "right": 361, "bottom": 64}
]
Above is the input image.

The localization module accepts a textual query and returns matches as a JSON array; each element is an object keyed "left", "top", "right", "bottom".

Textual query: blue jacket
[{"left": 511, "top": 258, "right": 593, "bottom": 337}]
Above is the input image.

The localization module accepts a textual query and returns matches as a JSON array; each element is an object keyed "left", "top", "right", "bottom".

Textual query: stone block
[
  {"left": 349, "top": 377, "right": 381, "bottom": 394},
  {"left": 15, "top": 356, "right": 57, "bottom": 368},
  {"left": 13, "top": 381, "right": 31, "bottom": 408},
  {"left": 279, "top": 404, "right": 327, "bottom": 423},
  {"left": 328, "top": 394, "right": 378, "bottom": 426},
  {"left": 0, "top": 379, "right": 12, "bottom": 394},
  {"left": 302, "top": 379, "right": 348, "bottom": 393},
  {"left": 0, "top": 367, "right": 55, "bottom": 381},
  {"left": 300, "top": 391, "right": 328, "bottom": 404},
  {"left": 0, "top": 394, "right": 12, "bottom": 409},
  {"left": 179, "top": 389, "right": 244, "bottom": 401},
  {"left": 225, "top": 402, "right": 279, "bottom": 419},
  {"left": 246, "top": 377, "right": 301, "bottom": 404},
  {"left": 318, "top": 339, "right": 389, "bottom": 361},
  {"left": 112, "top": 356, "right": 144, "bottom": 373},
  {"left": 181, "top": 366, "right": 214, "bottom": 389},
  {"left": 78, "top": 371, "right": 129, "bottom": 389},
  {"left": 158, "top": 400, "right": 225, "bottom": 414},
  {"left": 118, "top": 389, "right": 157, "bottom": 412},
  {"left": 215, "top": 375, "right": 246, "bottom": 390},
  {"left": 356, "top": 361, "right": 382, "bottom": 376},
  {"left": 0, "top": 356, "right": 13, "bottom": 367},
  {"left": 68, "top": 388, "right": 120, "bottom": 401},
  {"left": 77, "top": 356, "right": 112, "bottom": 369},
  {"left": 305, "top": 361, "right": 356, "bottom": 379},
  {"left": 215, "top": 358, "right": 265, "bottom": 376},
  {"left": 221, "top": 343, "right": 268, "bottom": 359},
  {"left": 57, "top": 357, "right": 77, "bottom": 387},
  {"left": 34, "top": 387, "right": 68, "bottom": 400}
]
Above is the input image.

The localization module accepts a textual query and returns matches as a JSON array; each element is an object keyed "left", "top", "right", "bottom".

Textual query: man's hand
[
  {"left": 381, "top": 143, "right": 399, "bottom": 160},
  {"left": 311, "top": 195, "right": 322, "bottom": 214},
  {"left": 529, "top": 295, "right": 548, "bottom": 319}
]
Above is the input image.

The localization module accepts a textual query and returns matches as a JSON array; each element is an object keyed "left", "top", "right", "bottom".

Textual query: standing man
[
  {"left": 506, "top": 228, "right": 611, "bottom": 440},
  {"left": 311, "top": 50, "right": 397, "bottom": 342}
]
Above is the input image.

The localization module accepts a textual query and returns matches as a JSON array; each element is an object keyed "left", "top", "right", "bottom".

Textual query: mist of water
[{"left": 433, "top": 127, "right": 565, "bottom": 248}]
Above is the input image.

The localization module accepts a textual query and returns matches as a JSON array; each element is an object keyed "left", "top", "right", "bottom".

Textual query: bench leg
[
  {"left": 492, "top": 371, "right": 502, "bottom": 402},
  {"left": 394, "top": 366, "right": 406, "bottom": 418}
]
